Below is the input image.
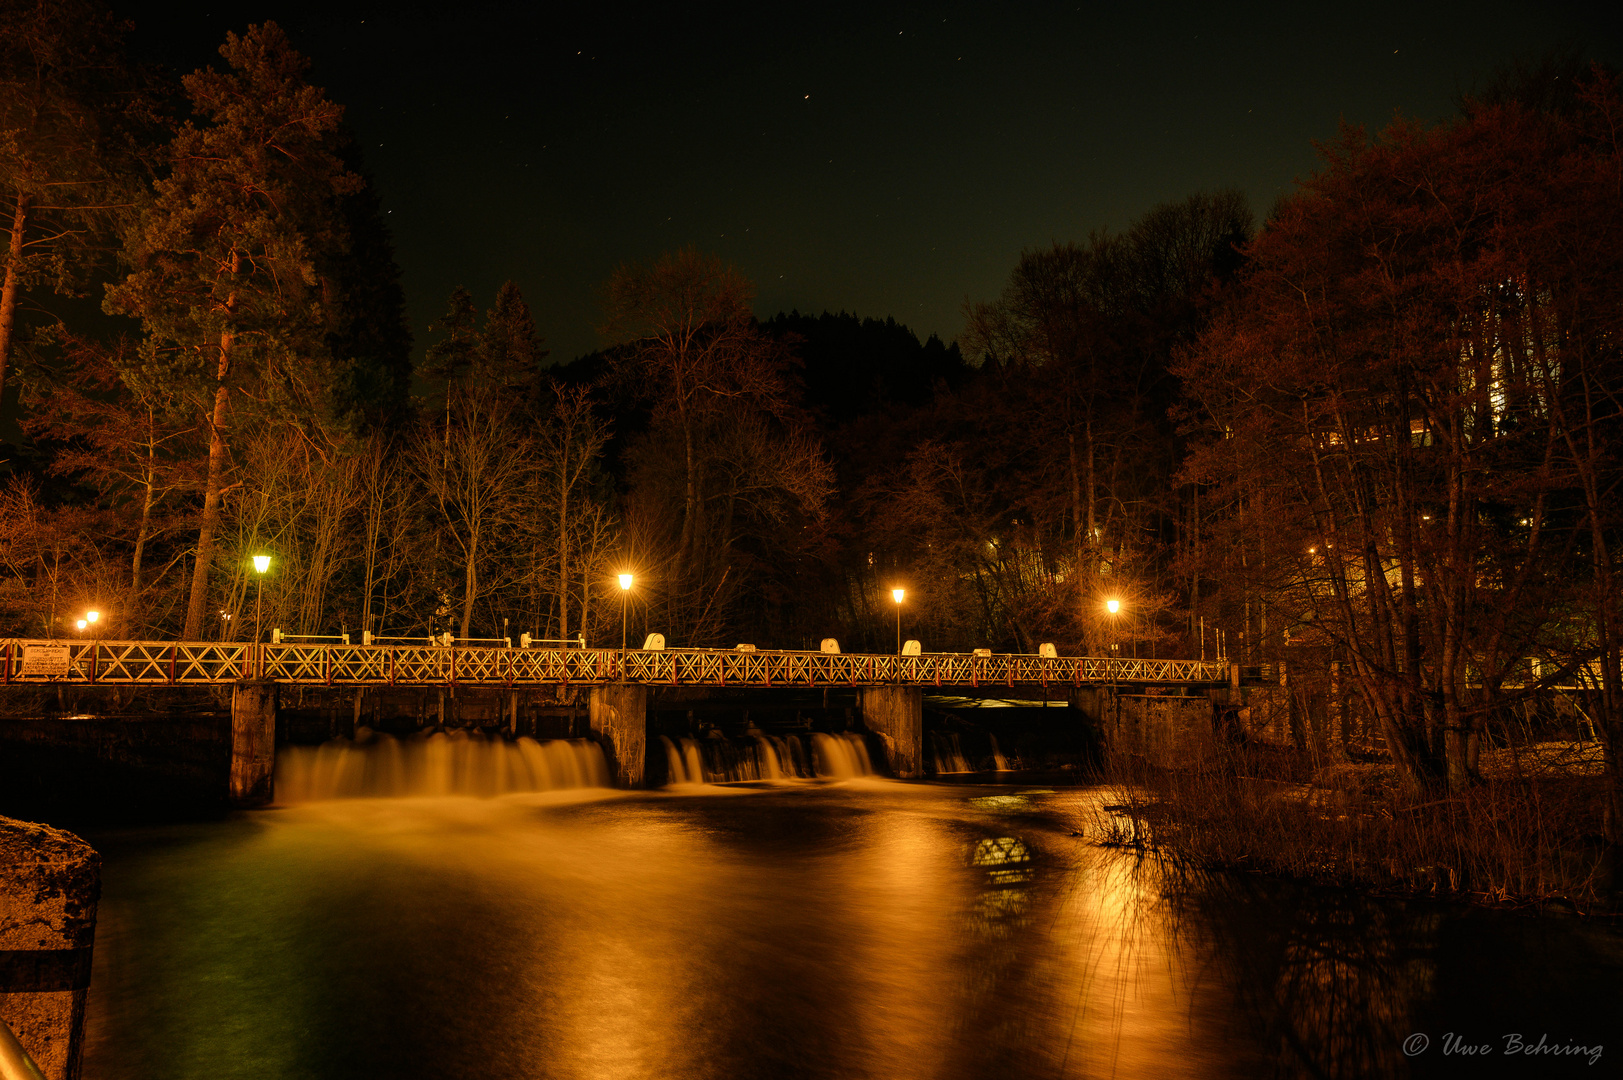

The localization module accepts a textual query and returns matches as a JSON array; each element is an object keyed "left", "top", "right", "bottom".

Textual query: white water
[
  {"left": 989, "top": 733, "right": 1010, "bottom": 772},
  {"left": 932, "top": 732, "right": 972, "bottom": 774},
  {"left": 276, "top": 728, "right": 609, "bottom": 801},
  {"left": 660, "top": 732, "right": 873, "bottom": 784},
  {"left": 809, "top": 732, "right": 874, "bottom": 779}
]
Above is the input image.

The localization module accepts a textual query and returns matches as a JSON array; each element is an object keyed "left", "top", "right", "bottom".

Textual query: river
[{"left": 77, "top": 745, "right": 1622, "bottom": 1079}]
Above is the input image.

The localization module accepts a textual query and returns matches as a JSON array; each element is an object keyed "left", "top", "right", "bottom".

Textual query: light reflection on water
[{"left": 80, "top": 784, "right": 1621, "bottom": 1079}]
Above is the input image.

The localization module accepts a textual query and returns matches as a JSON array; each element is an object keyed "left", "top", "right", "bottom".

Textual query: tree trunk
[
  {"left": 460, "top": 544, "right": 477, "bottom": 642},
  {"left": 675, "top": 406, "right": 696, "bottom": 580},
  {"left": 126, "top": 471, "right": 155, "bottom": 632},
  {"left": 183, "top": 332, "right": 233, "bottom": 639},
  {"left": 556, "top": 442, "right": 570, "bottom": 643},
  {"left": 1084, "top": 419, "right": 1097, "bottom": 572},
  {"left": 0, "top": 192, "right": 27, "bottom": 412},
  {"left": 1066, "top": 424, "right": 1083, "bottom": 569}
]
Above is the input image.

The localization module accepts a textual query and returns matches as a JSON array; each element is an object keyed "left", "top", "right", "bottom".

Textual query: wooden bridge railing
[{"left": 0, "top": 639, "right": 1230, "bottom": 689}]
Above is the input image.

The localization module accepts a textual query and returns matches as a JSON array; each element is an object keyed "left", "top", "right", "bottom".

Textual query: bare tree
[
  {"left": 532, "top": 380, "right": 611, "bottom": 643},
  {"left": 413, "top": 384, "right": 533, "bottom": 641}
]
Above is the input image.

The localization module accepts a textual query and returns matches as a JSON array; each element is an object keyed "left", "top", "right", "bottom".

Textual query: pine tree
[
  {"left": 0, "top": 0, "right": 142, "bottom": 413},
  {"left": 104, "top": 22, "right": 361, "bottom": 639},
  {"left": 479, "top": 279, "right": 545, "bottom": 393}
]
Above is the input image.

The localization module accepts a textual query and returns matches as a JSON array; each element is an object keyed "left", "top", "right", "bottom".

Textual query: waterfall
[
  {"left": 660, "top": 732, "right": 875, "bottom": 784},
  {"left": 989, "top": 733, "right": 1010, "bottom": 772},
  {"left": 809, "top": 732, "right": 874, "bottom": 779},
  {"left": 931, "top": 732, "right": 972, "bottom": 774},
  {"left": 662, "top": 735, "right": 705, "bottom": 784},
  {"left": 276, "top": 729, "right": 609, "bottom": 801}
]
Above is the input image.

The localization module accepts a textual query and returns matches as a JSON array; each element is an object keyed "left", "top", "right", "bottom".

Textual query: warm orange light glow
[
  {"left": 1106, "top": 598, "right": 1120, "bottom": 615},
  {"left": 253, "top": 554, "right": 271, "bottom": 574},
  {"left": 86, "top": 610, "right": 100, "bottom": 623},
  {"left": 75, "top": 619, "right": 87, "bottom": 631},
  {"left": 892, "top": 588, "right": 904, "bottom": 604},
  {"left": 618, "top": 573, "right": 633, "bottom": 591}
]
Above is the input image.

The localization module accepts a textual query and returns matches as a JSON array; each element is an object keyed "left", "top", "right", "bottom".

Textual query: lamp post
[
  {"left": 618, "top": 573, "right": 633, "bottom": 677},
  {"left": 892, "top": 588, "right": 905, "bottom": 655},
  {"left": 1105, "top": 596, "right": 1122, "bottom": 695},
  {"left": 253, "top": 555, "right": 271, "bottom": 645}
]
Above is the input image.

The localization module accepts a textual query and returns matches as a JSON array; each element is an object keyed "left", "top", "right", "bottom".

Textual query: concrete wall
[
  {"left": 229, "top": 681, "right": 277, "bottom": 807},
  {"left": 588, "top": 684, "right": 647, "bottom": 788},
  {"left": 858, "top": 686, "right": 923, "bottom": 778},
  {"left": 0, "top": 710, "right": 230, "bottom": 821},
  {"left": 0, "top": 817, "right": 99, "bottom": 1080},
  {"left": 1097, "top": 691, "right": 1221, "bottom": 769}
]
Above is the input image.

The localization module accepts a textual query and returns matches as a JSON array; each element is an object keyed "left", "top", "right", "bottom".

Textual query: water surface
[{"left": 81, "top": 780, "right": 1622, "bottom": 1079}]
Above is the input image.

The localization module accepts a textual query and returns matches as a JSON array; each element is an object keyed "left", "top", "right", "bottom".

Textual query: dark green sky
[{"left": 121, "top": 0, "right": 1622, "bottom": 363}]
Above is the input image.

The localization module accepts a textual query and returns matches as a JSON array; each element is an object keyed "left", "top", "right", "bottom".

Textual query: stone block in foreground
[{"left": 0, "top": 816, "right": 100, "bottom": 1080}]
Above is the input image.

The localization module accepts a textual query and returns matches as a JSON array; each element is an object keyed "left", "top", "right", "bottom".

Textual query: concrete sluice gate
[
  {"left": 661, "top": 731, "right": 874, "bottom": 784},
  {"left": 276, "top": 728, "right": 610, "bottom": 801}
]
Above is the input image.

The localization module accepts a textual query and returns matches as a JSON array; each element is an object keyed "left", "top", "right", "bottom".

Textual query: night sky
[{"left": 120, "top": 1, "right": 1622, "bottom": 364}]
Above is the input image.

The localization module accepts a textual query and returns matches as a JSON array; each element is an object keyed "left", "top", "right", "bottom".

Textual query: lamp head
[
  {"left": 75, "top": 619, "right": 87, "bottom": 631},
  {"left": 86, "top": 610, "right": 99, "bottom": 623},
  {"left": 1106, "top": 598, "right": 1120, "bottom": 615},
  {"left": 253, "top": 554, "right": 271, "bottom": 574},
  {"left": 892, "top": 588, "right": 904, "bottom": 604},
  {"left": 618, "top": 573, "right": 633, "bottom": 592}
]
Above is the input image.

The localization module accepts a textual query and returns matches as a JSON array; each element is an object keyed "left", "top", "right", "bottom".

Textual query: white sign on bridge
[{"left": 21, "top": 644, "right": 71, "bottom": 676}]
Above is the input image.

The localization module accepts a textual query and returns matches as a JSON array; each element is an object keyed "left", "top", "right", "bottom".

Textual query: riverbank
[{"left": 1097, "top": 743, "right": 1617, "bottom": 912}]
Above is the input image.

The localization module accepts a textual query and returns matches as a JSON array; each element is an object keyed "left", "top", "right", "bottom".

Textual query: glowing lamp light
[
  {"left": 86, "top": 610, "right": 99, "bottom": 623},
  {"left": 253, "top": 554, "right": 271, "bottom": 574},
  {"left": 75, "top": 619, "right": 87, "bottom": 631},
  {"left": 892, "top": 588, "right": 905, "bottom": 604},
  {"left": 1106, "top": 598, "right": 1120, "bottom": 615},
  {"left": 618, "top": 573, "right": 633, "bottom": 592}
]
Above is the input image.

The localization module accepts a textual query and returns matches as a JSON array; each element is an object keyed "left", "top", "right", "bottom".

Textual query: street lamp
[
  {"left": 253, "top": 554, "right": 271, "bottom": 645},
  {"left": 618, "top": 573, "right": 633, "bottom": 670},
  {"left": 1105, "top": 597, "right": 1122, "bottom": 658},
  {"left": 891, "top": 588, "right": 905, "bottom": 655}
]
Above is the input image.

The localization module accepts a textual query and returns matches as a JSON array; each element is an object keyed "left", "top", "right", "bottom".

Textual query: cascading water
[
  {"left": 989, "top": 733, "right": 1010, "bottom": 771},
  {"left": 276, "top": 728, "right": 610, "bottom": 801},
  {"left": 809, "top": 732, "right": 874, "bottom": 779},
  {"left": 931, "top": 732, "right": 972, "bottom": 774},
  {"left": 660, "top": 732, "right": 872, "bottom": 784}
]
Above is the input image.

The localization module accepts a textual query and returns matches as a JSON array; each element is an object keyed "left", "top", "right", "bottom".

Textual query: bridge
[
  {"left": 1, "top": 639, "right": 1228, "bottom": 688},
  {"left": 1, "top": 638, "right": 1233, "bottom": 802}
]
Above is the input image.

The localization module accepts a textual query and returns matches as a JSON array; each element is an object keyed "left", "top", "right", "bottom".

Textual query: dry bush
[{"left": 1095, "top": 741, "right": 1614, "bottom": 910}]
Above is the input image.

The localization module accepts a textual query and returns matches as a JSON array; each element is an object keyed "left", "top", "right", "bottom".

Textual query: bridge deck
[{"left": 1, "top": 640, "right": 1229, "bottom": 689}]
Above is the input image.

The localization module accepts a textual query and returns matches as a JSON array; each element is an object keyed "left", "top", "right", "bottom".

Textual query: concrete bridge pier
[
  {"left": 588, "top": 684, "right": 647, "bottom": 788},
  {"left": 858, "top": 685, "right": 923, "bottom": 779},
  {"left": 229, "top": 680, "right": 277, "bottom": 807}
]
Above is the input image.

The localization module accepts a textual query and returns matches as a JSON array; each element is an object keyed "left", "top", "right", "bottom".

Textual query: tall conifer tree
[{"left": 105, "top": 22, "right": 360, "bottom": 639}]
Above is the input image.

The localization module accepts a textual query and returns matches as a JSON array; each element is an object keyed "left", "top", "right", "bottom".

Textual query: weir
[{"left": 1, "top": 638, "right": 1238, "bottom": 795}]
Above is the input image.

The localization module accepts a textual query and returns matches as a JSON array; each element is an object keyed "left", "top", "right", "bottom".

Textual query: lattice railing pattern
[
  {"left": 1, "top": 639, "right": 1230, "bottom": 688},
  {"left": 0, "top": 640, "right": 253, "bottom": 684}
]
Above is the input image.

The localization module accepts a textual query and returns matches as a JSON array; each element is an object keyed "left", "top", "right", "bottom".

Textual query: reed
[{"left": 1095, "top": 741, "right": 1614, "bottom": 910}]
